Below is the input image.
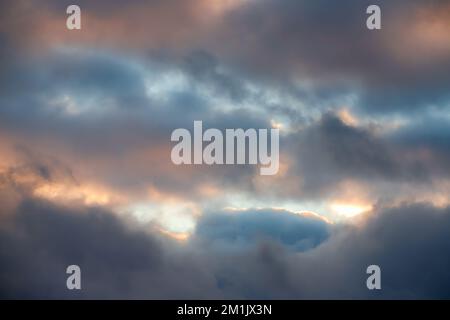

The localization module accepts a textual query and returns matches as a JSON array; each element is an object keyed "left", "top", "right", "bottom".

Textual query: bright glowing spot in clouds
[
  {"left": 126, "top": 202, "right": 198, "bottom": 234},
  {"left": 337, "top": 108, "right": 358, "bottom": 126},
  {"left": 33, "top": 182, "right": 120, "bottom": 206},
  {"left": 330, "top": 203, "right": 372, "bottom": 218},
  {"left": 202, "top": 0, "right": 249, "bottom": 16},
  {"left": 158, "top": 228, "right": 190, "bottom": 242},
  {"left": 270, "top": 119, "right": 284, "bottom": 130},
  {"left": 144, "top": 70, "right": 188, "bottom": 101}
]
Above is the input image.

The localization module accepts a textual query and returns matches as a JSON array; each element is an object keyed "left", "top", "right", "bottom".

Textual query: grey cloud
[
  {"left": 2, "top": 192, "right": 450, "bottom": 298},
  {"left": 193, "top": 208, "right": 330, "bottom": 252},
  {"left": 0, "top": 48, "right": 268, "bottom": 196},
  {"left": 282, "top": 113, "right": 431, "bottom": 199},
  {"left": 215, "top": 0, "right": 450, "bottom": 113},
  {"left": 1, "top": 0, "right": 450, "bottom": 300},
  {"left": 0, "top": 199, "right": 221, "bottom": 299},
  {"left": 5, "top": 0, "right": 450, "bottom": 116},
  {"left": 182, "top": 50, "right": 248, "bottom": 103},
  {"left": 2, "top": 44, "right": 450, "bottom": 203}
]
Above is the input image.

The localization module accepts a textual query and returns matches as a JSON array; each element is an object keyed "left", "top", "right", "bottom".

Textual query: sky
[{"left": 1, "top": 0, "right": 450, "bottom": 299}]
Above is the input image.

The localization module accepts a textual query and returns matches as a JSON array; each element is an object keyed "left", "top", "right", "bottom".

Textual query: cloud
[
  {"left": 0, "top": 198, "right": 222, "bottom": 299},
  {"left": 2, "top": 190, "right": 450, "bottom": 298},
  {"left": 193, "top": 208, "right": 331, "bottom": 252},
  {"left": 1, "top": 0, "right": 450, "bottom": 299},
  {"left": 251, "top": 112, "right": 437, "bottom": 205},
  {"left": 4, "top": 0, "right": 450, "bottom": 115},
  {"left": 0, "top": 47, "right": 268, "bottom": 202},
  {"left": 2, "top": 44, "right": 450, "bottom": 211}
]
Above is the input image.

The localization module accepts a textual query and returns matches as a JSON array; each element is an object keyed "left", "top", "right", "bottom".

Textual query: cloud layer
[
  {"left": 2, "top": 196, "right": 450, "bottom": 299},
  {"left": 1, "top": 0, "right": 450, "bottom": 298}
]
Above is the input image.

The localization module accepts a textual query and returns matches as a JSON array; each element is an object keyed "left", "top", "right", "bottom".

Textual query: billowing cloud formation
[
  {"left": 1, "top": 0, "right": 450, "bottom": 298},
  {"left": 2, "top": 196, "right": 450, "bottom": 299},
  {"left": 194, "top": 209, "right": 330, "bottom": 252}
]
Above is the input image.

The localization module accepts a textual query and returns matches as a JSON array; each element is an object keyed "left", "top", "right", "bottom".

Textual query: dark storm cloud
[
  {"left": 215, "top": 0, "right": 450, "bottom": 113},
  {"left": 0, "top": 47, "right": 264, "bottom": 138},
  {"left": 0, "top": 47, "right": 269, "bottom": 198},
  {"left": 0, "top": 196, "right": 330, "bottom": 299},
  {"left": 2, "top": 41, "right": 450, "bottom": 202},
  {"left": 4, "top": 0, "right": 450, "bottom": 115},
  {"left": 1, "top": 42, "right": 449, "bottom": 202},
  {"left": 280, "top": 113, "right": 432, "bottom": 199},
  {"left": 2, "top": 192, "right": 450, "bottom": 298},
  {"left": 1, "top": 0, "right": 450, "bottom": 300},
  {"left": 307, "top": 203, "right": 450, "bottom": 299},
  {"left": 0, "top": 199, "right": 220, "bottom": 299}
]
